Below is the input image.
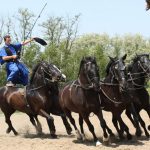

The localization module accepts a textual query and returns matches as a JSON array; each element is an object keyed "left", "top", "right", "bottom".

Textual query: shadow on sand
[{"left": 72, "top": 135, "right": 145, "bottom": 148}]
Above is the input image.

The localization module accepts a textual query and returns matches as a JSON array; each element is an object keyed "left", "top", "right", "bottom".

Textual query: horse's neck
[
  {"left": 30, "top": 71, "right": 45, "bottom": 87},
  {"left": 129, "top": 63, "right": 146, "bottom": 86},
  {"left": 48, "top": 83, "right": 59, "bottom": 95},
  {"left": 104, "top": 73, "right": 119, "bottom": 85},
  {"left": 78, "top": 70, "right": 90, "bottom": 85}
]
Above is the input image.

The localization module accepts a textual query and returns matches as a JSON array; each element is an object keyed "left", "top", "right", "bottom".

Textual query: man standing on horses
[{"left": 0, "top": 35, "right": 34, "bottom": 87}]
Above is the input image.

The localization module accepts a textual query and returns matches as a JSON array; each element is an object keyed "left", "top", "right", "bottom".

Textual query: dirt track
[{"left": 0, "top": 111, "right": 149, "bottom": 150}]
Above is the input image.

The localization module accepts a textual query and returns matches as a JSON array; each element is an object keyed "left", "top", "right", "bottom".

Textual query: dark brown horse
[
  {"left": 0, "top": 61, "right": 72, "bottom": 137},
  {"left": 98, "top": 55, "right": 142, "bottom": 140},
  {"left": 60, "top": 56, "right": 110, "bottom": 146},
  {"left": 78, "top": 55, "right": 142, "bottom": 140},
  {"left": 146, "top": 0, "right": 150, "bottom": 11},
  {"left": 125, "top": 54, "right": 150, "bottom": 138}
]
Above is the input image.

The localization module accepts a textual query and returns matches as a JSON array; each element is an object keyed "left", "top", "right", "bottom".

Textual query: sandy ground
[{"left": 0, "top": 110, "right": 149, "bottom": 150}]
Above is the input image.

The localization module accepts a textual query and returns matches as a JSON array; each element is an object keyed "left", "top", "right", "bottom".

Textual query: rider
[{"left": 0, "top": 35, "right": 34, "bottom": 87}]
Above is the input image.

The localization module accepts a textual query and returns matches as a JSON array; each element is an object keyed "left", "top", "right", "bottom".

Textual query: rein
[
  {"left": 127, "top": 61, "right": 150, "bottom": 90},
  {"left": 99, "top": 86, "right": 122, "bottom": 104},
  {"left": 28, "top": 67, "right": 58, "bottom": 92}
]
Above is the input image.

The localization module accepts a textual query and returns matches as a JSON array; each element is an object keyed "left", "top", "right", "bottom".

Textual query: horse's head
[
  {"left": 79, "top": 56, "right": 100, "bottom": 90},
  {"left": 134, "top": 54, "right": 150, "bottom": 75},
  {"left": 146, "top": 0, "right": 150, "bottom": 11},
  {"left": 106, "top": 54, "right": 127, "bottom": 90},
  {"left": 31, "top": 61, "right": 66, "bottom": 85},
  {"left": 42, "top": 62, "right": 66, "bottom": 82}
]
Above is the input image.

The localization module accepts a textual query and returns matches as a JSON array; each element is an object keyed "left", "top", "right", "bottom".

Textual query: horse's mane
[
  {"left": 30, "top": 62, "right": 41, "bottom": 84},
  {"left": 105, "top": 57, "right": 117, "bottom": 75}
]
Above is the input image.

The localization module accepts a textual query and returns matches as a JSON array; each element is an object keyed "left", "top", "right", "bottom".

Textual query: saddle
[{"left": 18, "top": 87, "right": 25, "bottom": 96}]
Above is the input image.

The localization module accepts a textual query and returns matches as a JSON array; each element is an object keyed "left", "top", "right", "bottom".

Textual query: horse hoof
[
  {"left": 103, "top": 136, "right": 109, "bottom": 145},
  {"left": 75, "top": 130, "right": 82, "bottom": 140},
  {"left": 127, "top": 134, "right": 132, "bottom": 140},
  {"left": 51, "top": 134, "right": 57, "bottom": 139},
  {"left": 109, "top": 134, "right": 116, "bottom": 143},
  {"left": 119, "top": 135, "right": 125, "bottom": 140},
  {"left": 136, "top": 130, "right": 142, "bottom": 137},
  {"left": 145, "top": 133, "right": 149, "bottom": 138},
  {"left": 96, "top": 140, "right": 102, "bottom": 146},
  {"left": 81, "top": 134, "right": 86, "bottom": 141},
  {"left": 148, "top": 125, "right": 150, "bottom": 131},
  {"left": 14, "top": 132, "right": 19, "bottom": 136},
  {"left": 67, "top": 129, "right": 72, "bottom": 135},
  {"left": 6, "top": 128, "right": 11, "bottom": 134}
]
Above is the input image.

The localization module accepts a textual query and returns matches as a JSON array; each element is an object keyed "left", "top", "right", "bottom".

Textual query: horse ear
[
  {"left": 108, "top": 56, "right": 115, "bottom": 62},
  {"left": 122, "top": 54, "right": 127, "bottom": 60}
]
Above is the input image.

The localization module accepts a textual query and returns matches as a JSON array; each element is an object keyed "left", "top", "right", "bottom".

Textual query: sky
[{"left": 0, "top": 0, "right": 150, "bottom": 37}]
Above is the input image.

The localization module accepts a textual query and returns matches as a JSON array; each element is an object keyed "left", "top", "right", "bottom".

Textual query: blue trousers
[{"left": 6, "top": 62, "right": 29, "bottom": 86}]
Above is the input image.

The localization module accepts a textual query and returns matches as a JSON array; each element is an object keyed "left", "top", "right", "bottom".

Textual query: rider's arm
[
  {"left": 0, "top": 48, "right": 17, "bottom": 61},
  {"left": 2, "top": 55, "right": 17, "bottom": 61},
  {"left": 21, "top": 38, "right": 34, "bottom": 46}
]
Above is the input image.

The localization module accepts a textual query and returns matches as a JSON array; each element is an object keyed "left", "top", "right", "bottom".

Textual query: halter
[
  {"left": 109, "top": 61, "right": 126, "bottom": 90},
  {"left": 127, "top": 60, "right": 150, "bottom": 90},
  {"left": 28, "top": 66, "right": 60, "bottom": 92},
  {"left": 138, "top": 61, "right": 150, "bottom": 76},
  {"left": 77, "top": 61, "right": 100, "bottom": 90}
]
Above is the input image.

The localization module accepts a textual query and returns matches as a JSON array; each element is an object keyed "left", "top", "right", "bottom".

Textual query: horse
[
  {"left": 60, "top": 56, "right": 110, "bottom": 146},
  {"left": 0, "top": 61, "right": 72, "bottom": 137},
  {"left": 146, "top": 0, "right": 150, "bottom": 11},
  {"left": 125, "top": 54, "right": 150, "bottom": 138},
  {"left": 97, "top": 54, "right": 142, "bottom": 140},
  {"left": 66, "top": 55, "right": 142, "bottom": 141}
]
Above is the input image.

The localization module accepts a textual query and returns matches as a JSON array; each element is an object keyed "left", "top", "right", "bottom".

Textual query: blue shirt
[{"left": 0, "top": 43, "right": 22, "bottom": 64}]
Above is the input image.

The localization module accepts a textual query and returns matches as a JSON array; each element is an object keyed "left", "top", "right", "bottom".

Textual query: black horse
[
  {"left": 125, "top": 54, "right": 150, "bottom": 138},
  {"left": 66, "top": 55, "right": 141, "bottom": 142},
  {"left": 0, "top": 61, "right": 72, "bottom": 137},
  {"left": 60, "top": 56, "right": 110, "bottom": 146},
  {"left": 98, "top": 55, "right": 141, "bottom": 140}
]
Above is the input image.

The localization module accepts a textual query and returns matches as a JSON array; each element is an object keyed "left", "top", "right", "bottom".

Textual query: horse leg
[
  {"left": 118, "top": 116, "right": 132, "bottom": 140},
  {"left": 64, "top": 110, "right": 82, "bottom": 140},
  {"left": 125, "top": 108, "right": 136, "bottom": 127},
  {"left": 1, "top": 107, "right": 18, "bottom": 135},
  {"left": 5, "top": 114, "right": 18, "bottom": 135},
  {"left": 144, "top": 106, "right": 150, "bottom": 131},
  {"left": 112, "top": 114, "right": 124, "bottom": 140},
  {"left": 61, "top": 115, "right": 72, "bottom": 135},
  {"left": 39, "top": 109, "right": 56, "bottom": 138},
  {"left": 103, "top": 122, "right": 115, "bottom": 138},
  {"left": 82, "top": 114, "right": 101, "bottom": 146},
  {"left": 129, "top": 103, "right": 142, "bottom": 137},
  {"left": 28, "top": 114, "right": 42, "bottom": 134},
  {"left": 79, "top": 114, "right": 86, "bottom": 141},
  {"left": 34, "top": 115, "right": 43, "bottom": 134},
  {"left": 138, "top": 114, "right": 149, "bottom": 138},
  {"left": 96, "top": 110, "right": 110, "bottom": 145}
]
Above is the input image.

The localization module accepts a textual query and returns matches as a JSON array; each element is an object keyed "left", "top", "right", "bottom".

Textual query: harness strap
[{"left": 100, "top": 87, "right": 122, "bottom": 105}]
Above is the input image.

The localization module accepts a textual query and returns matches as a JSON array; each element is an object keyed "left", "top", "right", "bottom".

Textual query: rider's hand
[{"left": 12, "top": 55, "right": 18, "bottom": 60}]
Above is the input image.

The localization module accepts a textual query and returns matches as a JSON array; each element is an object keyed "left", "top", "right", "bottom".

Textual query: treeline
[{"left": 0, "top": 9, "right": 150, "bottom": 86}]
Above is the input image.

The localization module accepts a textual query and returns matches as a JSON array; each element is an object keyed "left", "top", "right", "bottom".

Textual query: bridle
[
  {"left": 28, "top": 64, "right": 61, "bottom": 92},
  {"left": 77, "top": 61, "right": 100, "bottom": 90},
  {"left": 127, "top": 59, "right": 150, "bottom": 89},
  {"left": 97, "top": 60, "right": 126, "bottom": 105},
  {"left": 108, "top": 60, "right": 126, "bottom": 90}
]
